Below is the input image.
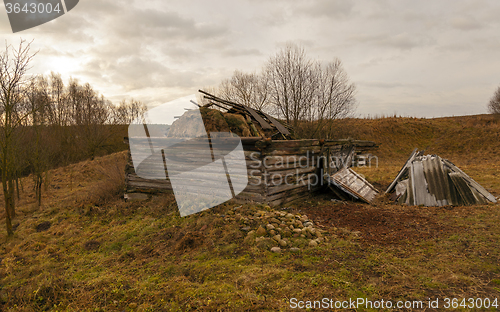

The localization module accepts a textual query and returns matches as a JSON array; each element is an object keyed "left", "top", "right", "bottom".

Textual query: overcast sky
[{"left": 1, "top": 0, "right": 500, "bottom": 118}]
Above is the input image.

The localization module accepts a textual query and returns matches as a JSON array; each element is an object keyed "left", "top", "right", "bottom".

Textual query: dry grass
[{"left": 0, "top": 115, "right": 500, "bottom": 311}]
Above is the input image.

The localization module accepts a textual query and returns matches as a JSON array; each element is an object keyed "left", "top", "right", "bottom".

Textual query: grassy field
[{"left": 1, "top": 115, "right": 500, "bottom": 311}]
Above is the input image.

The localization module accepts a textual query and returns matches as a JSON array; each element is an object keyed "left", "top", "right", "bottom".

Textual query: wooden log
[
  {"left": 264, "top": 165, "right": 318, "bottom": 178},
  {"left": 260, "top": 155, "right": 315, "bottom": 167},
  {"left": 266, "top": 184, "right": 314, "bottom": 202},
  {"left": 234, "top": 191, "right": 265, "bottom": 201},
  {"left": 265, "top": 140, "right": 321, "bottom": 149},
  {"left": 266, "top": 172, "right": 319, "bottom": 195},
  {"left": 261, "top": 146, "right": 323, "bottom": 156},
  {"left": 268, "top": 192, "right": 315, "bottom": 207}
]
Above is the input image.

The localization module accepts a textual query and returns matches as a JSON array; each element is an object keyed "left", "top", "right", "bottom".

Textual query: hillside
[
  {"left": 0, "top": 115, "right": 499, "bottom": 311},
  {"left": 332, "top": 114, "right": 500, "bottom": 195},
  {"left": 331, "top": 114, "right": 500, "bottom": 163}
]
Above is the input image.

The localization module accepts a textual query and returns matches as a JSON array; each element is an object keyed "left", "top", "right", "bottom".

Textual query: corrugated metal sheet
[
  {"left": 386, "top": 148, "right": 419, "bottom": 193},
  {"left": 329, "top": 168, "right": 379, "bottom": 203},
  {"left": 421, "top": 155, "right": 451, "bottom": 206},
  {"left": 442, "top": 159, "right": 497, "bottom": 203},
  {"left": 387, "top": 150, "right": 498, "bottom": 206},
  {"left": 410, "top": 160, "right": 440, "bottom": 206}
]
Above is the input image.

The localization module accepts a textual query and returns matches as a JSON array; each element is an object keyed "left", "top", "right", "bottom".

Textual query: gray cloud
[
  {"left": 112, "top": 9, "right": 228, "bottom": 41},
  {"left": 5, "top": 0, "right": 499, "bottom": 118},
  {"left": 349, "top": 32, "right": 434, "bottom": 50},
  {"left": 222, "top": 48, "right": 262, "bottom": 57},
  {"left": 296, "top": 0, "right": 354, "bottom": 18},
  {"left": 449, "top": 16, "right": 483, "bottom": 31}
]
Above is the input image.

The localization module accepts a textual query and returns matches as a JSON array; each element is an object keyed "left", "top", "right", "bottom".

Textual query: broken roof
[
  {"left": 386, "top": 149, "right": 498, "bottom": 206},
  {"left": 199, "top": 90, "right": 293, "bottom": 140}
]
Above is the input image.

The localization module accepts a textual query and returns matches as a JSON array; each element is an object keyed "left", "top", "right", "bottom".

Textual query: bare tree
[
  {"left": 488, "top": 86, "right": 500, "bottom": 115},
  {"left": 0, "top": 39, "right": 37, "bottom": 235},
  {"left": 24, "top": 76, "right": 51, "bottom": 206},
  {"left": 264, "top": 43, "right": 356, "bottom": 137},
  {"left": 307, "top": 59, "right": 357, "bottom": 138},
  {"left": 112, "top": 99, "right": 147, "bottom": 125},
  {"left": 264, "top": 44, "right": 318, "bottom": 128},
  {"left": 218, "top": 70, "right": 270, "bottom": 111}
]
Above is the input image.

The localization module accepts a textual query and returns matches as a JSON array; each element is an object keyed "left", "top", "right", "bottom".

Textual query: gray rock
[
  {"left": 272, "top": 234, "right": 281, "bottom": 242},
  {"left": 124, "top": 193, "right": 148, "bottom": 202},
  {"left": 309, "top": 240, "right": 318, "bottom": 247},
  {"left": 266, "top": 224, "right": 275, "bottom": 231},
  {"left": 290, "top": 247, "right": 300, "bottom": 252},
  {"left": 270, "top": 247, "right": 281, "bottom": 253},
  {"left": 255, "top": 226, "right": 267, "bottom": 237},
  {"left": 270, "top": 217, "right": 280, "bottom": 224}
]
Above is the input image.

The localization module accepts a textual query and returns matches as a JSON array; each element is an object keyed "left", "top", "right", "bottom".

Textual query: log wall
[{"left": 125, "top": 137, "right": 377, "bottom": 206}]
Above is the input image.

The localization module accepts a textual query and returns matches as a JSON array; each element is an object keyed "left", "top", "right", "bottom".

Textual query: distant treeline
[
  {"left": 13, "top": 72, "right": 146, "bottom": 170},
  {"left": 0, "top": 40, "right": 150, "bottom": 235}
]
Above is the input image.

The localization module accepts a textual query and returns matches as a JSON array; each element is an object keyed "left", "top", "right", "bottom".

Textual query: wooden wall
[{"left": 125, "top": 137, "right": 377, "bottom": 206}]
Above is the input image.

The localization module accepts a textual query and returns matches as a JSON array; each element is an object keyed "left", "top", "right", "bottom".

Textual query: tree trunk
[
  {"left": 8, "top": 179, "right": 16, "bottom": 218},
  {"left": 15, "top": 176, "right": 20, "bottom": 200},
  {"left": 3, "top": 180, "right": 14, "bottom": 236}
]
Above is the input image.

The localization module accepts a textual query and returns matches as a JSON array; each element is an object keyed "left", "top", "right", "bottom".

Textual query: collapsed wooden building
[{"left": 124, "top": 91, "right": 378, "bottom": 207}]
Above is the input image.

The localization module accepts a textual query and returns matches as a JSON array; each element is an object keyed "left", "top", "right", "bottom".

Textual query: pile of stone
[{"left": 240, "top": 209, "right": 327, "bottom": 252}]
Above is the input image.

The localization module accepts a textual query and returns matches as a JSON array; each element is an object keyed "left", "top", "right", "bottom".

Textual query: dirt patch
[
  {"left": 296, "top": 203, "right": 452, "bottom": 245},
  {"left": 83, "top": 240, "right": 101, "bottom": 251},
  {"left": 175, "top": 232, "right": 204, "bottom": 251},
  {"left": 36, "top": 221, "right": 52, "bottom": 232}
]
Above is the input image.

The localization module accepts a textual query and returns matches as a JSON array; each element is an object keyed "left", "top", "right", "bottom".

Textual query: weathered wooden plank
[
  {"left": 245, "top": 106, "right": 272, "bottom": 129},
  {"left": 330, "top": 168, "right": 379, "bottom": 203},
  {"left": 264, "top": 166, "right": 318, "bottom": 180},
  {"left": 268, "top": 191, "right": 317, "bottom": 206},
  {"left": 266, "top": 184, "right": 313, "bottom": 202},
  {"left": 261, "top": 146, "right": 323, "bottom": 156},
  {"left": 267, "top": 172, "right": 319, "bottom": 195},
  {"left": 234, "top": 191, "right": 265, "bottom": 201},
  {"left": 262, "top": 112, "right": 290, "bottom": 135}
]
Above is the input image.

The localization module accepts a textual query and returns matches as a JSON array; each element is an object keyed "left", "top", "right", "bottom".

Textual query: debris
[
  {"left": 124, "top": 193, "right": 148, "bottom": 202},
  {"left": 327, "top": 167, "right": 379, "bottom": 203},
  {"left": 386, "top": 150, "right": 497, "bottom": 206}
]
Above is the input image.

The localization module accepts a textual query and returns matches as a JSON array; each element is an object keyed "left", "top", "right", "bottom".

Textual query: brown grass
[{"left": 0, "top": 115, "right": 499, "bottom": 311}]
